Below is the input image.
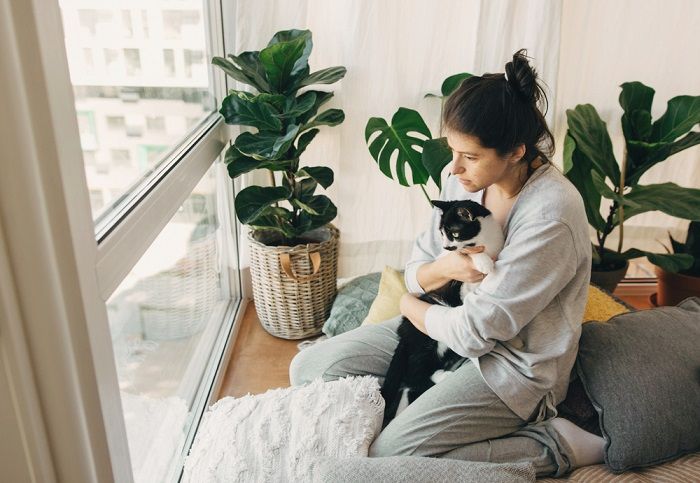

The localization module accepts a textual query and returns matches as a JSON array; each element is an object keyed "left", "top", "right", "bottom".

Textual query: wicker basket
[{"left": 248, "top": 224, "right": 339, "bottom": 339}]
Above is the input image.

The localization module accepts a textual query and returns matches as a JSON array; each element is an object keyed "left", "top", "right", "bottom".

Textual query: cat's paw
[
  {"left": 430, "top": 370, "right": 453, "bottom": 384},
  {"left": 471, "top": 253, "right": 494, "bottom": 274}
]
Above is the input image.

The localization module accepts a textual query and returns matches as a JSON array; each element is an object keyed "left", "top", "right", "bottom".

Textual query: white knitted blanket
[{"left": 182, "top": 376, "right": 384, "bottom": 482}]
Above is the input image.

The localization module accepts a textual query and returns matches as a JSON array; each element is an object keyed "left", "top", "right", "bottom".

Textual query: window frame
[{"left": 0, "top": 0, "right": 247, "bottom": 481}]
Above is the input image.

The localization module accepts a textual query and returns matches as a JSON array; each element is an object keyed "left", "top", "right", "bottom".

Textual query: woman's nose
[{"left": 449, "top": 159, "right": 465, "bottom": 175}]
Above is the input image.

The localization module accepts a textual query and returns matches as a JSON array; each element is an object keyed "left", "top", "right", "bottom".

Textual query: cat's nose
[{"left": 443, "top": 246, "right": 457, "bottom": 251}]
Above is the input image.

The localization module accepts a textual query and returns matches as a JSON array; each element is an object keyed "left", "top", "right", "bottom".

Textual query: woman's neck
[{"left": 492, "top": 156, "right": 545, "bottom": 199}]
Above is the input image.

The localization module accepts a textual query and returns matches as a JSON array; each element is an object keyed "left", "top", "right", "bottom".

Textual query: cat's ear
[
  {"left": 431, "top": 200, "right": 453, "bottom": 212},
  {"left": 456, "top": 207, "right": 474, "bottom": 221}
]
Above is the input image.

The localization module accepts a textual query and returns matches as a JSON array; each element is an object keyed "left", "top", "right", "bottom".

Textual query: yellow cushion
[
  {"left": 582, "top": 284, "right": 630, "bottom": 323},
  {"left": 361, "top": 266, "right": 408, "bottom": 326},
  {"left": 361, "top": 268, "right": 629, "bottom": 327}
]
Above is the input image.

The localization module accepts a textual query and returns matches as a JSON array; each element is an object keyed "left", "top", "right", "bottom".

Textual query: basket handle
[{"left": 279, "top": 251, "right": 322, "bottom": 282}]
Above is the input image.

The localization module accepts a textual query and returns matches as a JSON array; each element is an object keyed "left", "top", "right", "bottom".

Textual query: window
[
  {"left": 61, "top": 2, "right": 214, "bottom": 221},
  {"left": 111, "top": 149, "right": 131, "bottom": 167}
]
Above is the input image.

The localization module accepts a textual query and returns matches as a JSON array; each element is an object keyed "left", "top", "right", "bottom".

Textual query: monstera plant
[
  {"left": 364, "top": 73, "right": 473, "bottom": 202},
  {"left": 213, "top": 29, "right": 346, "bottom": 245},
  {"left": 564, "top": 81, "right": 700, "bottom": 289}
]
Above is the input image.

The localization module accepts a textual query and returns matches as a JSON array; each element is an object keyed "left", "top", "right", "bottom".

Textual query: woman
[{"left": 290, "top": 49, "right": 604, "bottom": 477}]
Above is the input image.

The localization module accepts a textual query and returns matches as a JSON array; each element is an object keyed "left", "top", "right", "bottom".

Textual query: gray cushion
[
  {"left": 309, "top": 456, "right": 535, "bottom": 482},
  {"left": 576, "top": 296, "right": 700, "bottom": 473},
  {"left": 322, "top": 272, "right": 381, "bottom": 337}
]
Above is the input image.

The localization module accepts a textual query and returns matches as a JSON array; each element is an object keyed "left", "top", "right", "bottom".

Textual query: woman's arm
[{"left": 399, "top": 293, "right": 431, "bottom": 334}]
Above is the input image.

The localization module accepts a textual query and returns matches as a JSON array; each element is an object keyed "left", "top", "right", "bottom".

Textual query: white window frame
[{"left": 0, "top": 0, "right": 247, "bottom": 481}]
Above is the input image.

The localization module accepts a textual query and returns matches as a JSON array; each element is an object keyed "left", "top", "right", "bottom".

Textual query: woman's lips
[{"left": 458, "top": 178, "right": 471, "bottom": 185}]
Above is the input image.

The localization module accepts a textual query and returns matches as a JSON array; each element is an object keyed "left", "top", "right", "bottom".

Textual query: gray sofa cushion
[
  {"left": 322, "top": 272, "right": 381, "bottom": 337},
  {"left": 310, "top": 456, "right": 535, "bottom": 482},
  {"left": 576, "top": 296, "right": 700, "bottom": 473}
]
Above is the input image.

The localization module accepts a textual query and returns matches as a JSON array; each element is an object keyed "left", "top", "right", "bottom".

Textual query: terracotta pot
[
  {"left": 655, "top": 266, "right": 700, "bottom": 306},
  {"left": 590, "top": 260, "right": 630, "bottom": 293}
]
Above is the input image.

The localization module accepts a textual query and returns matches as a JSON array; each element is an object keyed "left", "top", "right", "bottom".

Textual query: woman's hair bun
[{"left": 504, "top": 49, "right": 541, "bottom": 105}]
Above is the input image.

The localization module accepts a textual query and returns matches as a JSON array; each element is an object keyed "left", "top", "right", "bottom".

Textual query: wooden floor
[{"left": 216, "top": 285, "right": 655, "bottom": 400}]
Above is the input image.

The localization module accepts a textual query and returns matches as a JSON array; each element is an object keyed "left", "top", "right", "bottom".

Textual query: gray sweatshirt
[{"left": 404, "top": 164, "right": 591, "bottom": 423}]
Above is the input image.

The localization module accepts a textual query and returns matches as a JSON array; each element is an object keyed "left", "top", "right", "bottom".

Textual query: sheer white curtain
[{"left": 231, "top": 0, "right": 699, "bottom": 278}]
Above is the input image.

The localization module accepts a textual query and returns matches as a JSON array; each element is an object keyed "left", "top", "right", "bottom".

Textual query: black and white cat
[{"left": 380, "top": 199, "right": 505, "bottom": 427}]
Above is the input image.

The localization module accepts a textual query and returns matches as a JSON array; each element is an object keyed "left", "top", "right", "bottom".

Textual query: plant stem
[
  {"left": 617, "top": 146, "right": 628, "bottom": 253},
  {"left": 598, "top": 201, "right": 618, "bottom": 267},
  {"left": 419, "top": 184, "right": 432, "bottom": 205}
]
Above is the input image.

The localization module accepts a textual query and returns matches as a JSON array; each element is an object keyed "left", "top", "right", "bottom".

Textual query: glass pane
[
  {"left": 106, "top": 164, "right": 229, "bottom": 482},
  {"left": 59, "top": 1, "right": 215, "bottom": 221}
]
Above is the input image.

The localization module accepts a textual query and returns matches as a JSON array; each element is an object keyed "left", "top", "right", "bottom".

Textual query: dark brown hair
[{"left": 442, "top": 49, "right": 555, "bottom": 176}]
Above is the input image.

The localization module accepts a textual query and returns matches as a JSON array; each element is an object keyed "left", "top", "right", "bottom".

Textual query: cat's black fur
[{"left": 380, "top": 199, "right": 495, "bottom": 428}]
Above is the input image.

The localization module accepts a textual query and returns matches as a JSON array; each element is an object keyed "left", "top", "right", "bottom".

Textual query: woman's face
[{"left": 445, "top": 129, "right": 521, "bottom": 193}]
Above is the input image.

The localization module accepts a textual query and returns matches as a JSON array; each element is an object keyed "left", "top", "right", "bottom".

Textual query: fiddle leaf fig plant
[
  {"left": 656, "top": 220, "right": 700, "bottom": 276},
  {"left": 364, "top": 73, "right": 473, "bottom": 202},
  {"left": 563, "top": 81, "right": 700, "bottom": 272},
  {"left": 213, "top": 29, "right": 346, "bottom": 243}
]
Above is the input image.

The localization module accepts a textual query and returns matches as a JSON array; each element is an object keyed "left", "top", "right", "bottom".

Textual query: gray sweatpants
[{"left": 289, "top": 316, "right": 578, "bottom": 478}]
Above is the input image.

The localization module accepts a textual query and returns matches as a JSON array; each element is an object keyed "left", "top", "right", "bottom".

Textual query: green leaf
[
  {"left": 212, "top": 57, "right": 263, "bottom": 91},
  {"left": 626, "top": 132, "right": 700, "bottom": 185},
  {"left": 421, "top": 137, "right": 452, "bottom": 190},
  {"left": 293, "top": 177, "right": 318, "bottom": 202},
  {"left": 219, "top": 90, "right": 282, "bottom": 131},
  {"left": 563, "top": 133, "right": 606, "bottom": 233},
  {"left": 227, "top": 51, "right": 270, "bottom": 92},
  {"left": 619, "top": 81, "right": 654, "bottom": 141},
  {"left": 235, "top": 186, "right": 291, "bottom": 224},
  {"left": 296, "top": 197, "right": 337, "bottom": 234},
  {"left": 259, "top": 29, "right": 313, "bottom": 94},
  {"left": 566, "top": 104, "right": 621, "bottom": 186},
  {"left": 615, "top": 182, "right": 700, "bottom": 221},
  {"left": 441, "top": 73, "right": 473, "bottom": 97},
  {"left": 294, "top": 129, "right": 319, "bottom": 158},
  {"left": 650, "top": 95, "right": 700, "bottom": 142},
  {"left": 365, "top": 107, "right": 431, "bottom": 186},
  {"left": 224, "top": 145, "right": 291, "bottom": 178},
  {"left": 296, "top": 91, "right": 334, "bottom": 125},
  {"left": 298, "top": 166, "right": 334, "bottom": 189},
  {"left": 301, "top": 108, "right": 345, "bottom": 132},
  {"left": 280, "top": 91, "right": 317, "bottom": 120},
  {"left": 298, "top": 66, "right": 347, "bottom": 88},
  {"left": 234, "top": 124, "right": 300, "bottom": 160},
  {"left": 621, "top": 248, "right": 694, "bottom": 272}
]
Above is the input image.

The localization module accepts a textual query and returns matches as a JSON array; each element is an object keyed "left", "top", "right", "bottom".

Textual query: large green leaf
[
  {"left": 298, "top": 166, "right": 333, "bottom": 189},
  {"left": 566, "top": 104, "right": 620, "bottom": 186},
  {"left": 227, "top": 51, "right": 270, "bottom": 92},
  {"left": 563, "top": 133, "right": 606, "bottom": 232},
  {"left": 248, "top": 206, "right": 294, "bottom": 237},
  {"left": 279, "top": 91, "right": 317, "bottom": 121},
  {"left": 296, "top": 91, "right": 334, "bottom": 125},
  {"left": 293, "top": 129, "right": 319, "bottom": 158},
  {"left": 619, "top": 81, "right": 654, "bottom": 141},
  {"left": 224, "top": 145, "right": 291, "bottom": 179},
  {"left": 260, "top": 29, "right": 312, "bottom": 94},
  {"left": 235, "top": 186, "right": 291, "bottom": 224},
  {"left": 650, "top": 95, "right": 700, "bottom": 142},
  {"left": 614, "top": 182, "right": 700, "bottom": 222},
  {"left": 301, "top": 108, "right": 345, "bottom": 132},
  {"left": 620, "top": 248, "right": 694, "bottom": 272},
  {"left": 296, "top": 197, "right": 337, "bottom": 234},
  {"left": 234, "top": 124, "right": 300, "bottom": 160},
  {"left": 626, "top": 131, "right": 700, "bottom": 185},
  {"left": 421, "top": 137, "right": 452, "bottom": 190},
  {"left": 298, "top": 66, "right": 347, "bottom": 88},
  {"left": 441, "top": 73, "right": 473, "bottom": 97},
  {"left": 212, "top": 57, "right": 263, "bottom": 91},
  {"left": 219, "top": 90, "right": 282, "bottom": 131},
  {"left": 365, "top": 107, "right": 431, "bottom": 186}
]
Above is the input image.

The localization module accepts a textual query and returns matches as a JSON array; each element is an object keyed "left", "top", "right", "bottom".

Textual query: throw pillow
[
  {"left": 362, "top": 266, "right": 408, "bottom": 326},
  {"left": 182, "top": 376, "right": 385, "bottom": 482},
  {"left": 582, "top": 284, "right": 631, "bottom": 323},
  {"left": 322, "top": 272, "right": 381, "bottom": 337},
  {"left": 575, "top": 296, "right": 700, "bottom": 473}
]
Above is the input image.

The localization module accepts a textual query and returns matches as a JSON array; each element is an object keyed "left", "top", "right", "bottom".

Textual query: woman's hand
[{"left": 436, "top": 249, "right": 488, "bottom": 284}]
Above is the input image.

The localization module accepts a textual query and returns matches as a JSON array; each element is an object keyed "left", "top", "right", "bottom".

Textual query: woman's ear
[{"left": 509, "top": 144, "right": 526, "bottom": 164}]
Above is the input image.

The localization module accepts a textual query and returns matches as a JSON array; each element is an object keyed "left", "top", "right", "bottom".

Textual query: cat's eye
[{"left": 451, "top": 232, "right": 459, "bottom": 238}]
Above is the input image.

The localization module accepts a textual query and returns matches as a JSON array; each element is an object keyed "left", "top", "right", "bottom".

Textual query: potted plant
[
  {"left": 563, "top": 81, "right": 700, "bottom": 292},
  {"left": 651, "top": 221, "right": 700, "bottom": 306},
  {"left": 364, "top": 73, "right": 473, "bottom": 200},
  {"left": 213, "top": 29, "right": 346, "bottom": 339}
]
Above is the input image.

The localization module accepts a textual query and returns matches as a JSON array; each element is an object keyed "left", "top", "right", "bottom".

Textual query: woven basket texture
[{"left": 248, "top": 224, "right": 339, "bottom": 339}]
